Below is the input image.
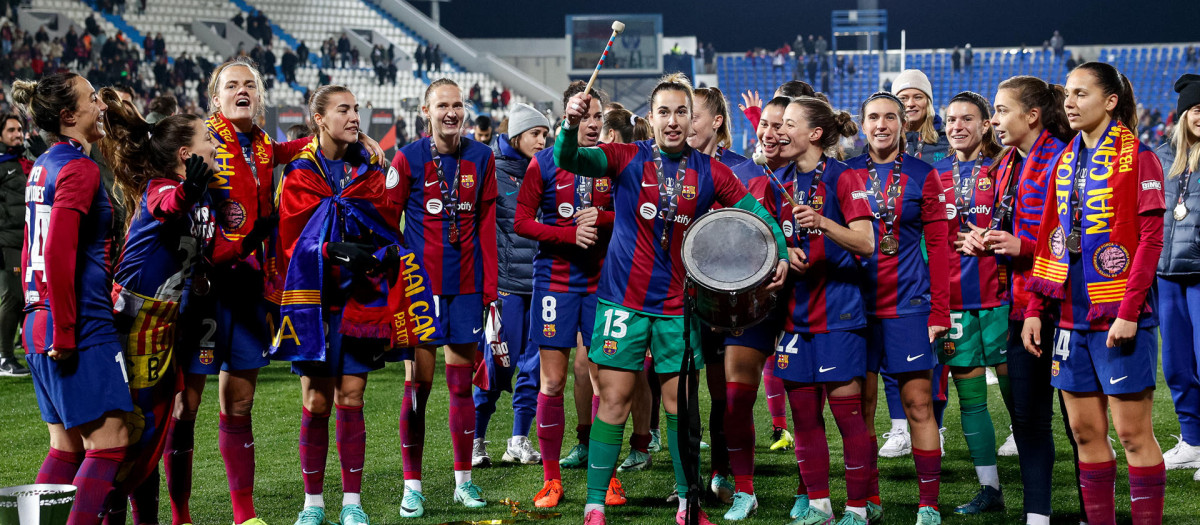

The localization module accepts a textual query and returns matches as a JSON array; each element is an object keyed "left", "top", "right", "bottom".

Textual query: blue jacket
[{"left": 493, "top": 134, "right": 538, "bottom": 294}]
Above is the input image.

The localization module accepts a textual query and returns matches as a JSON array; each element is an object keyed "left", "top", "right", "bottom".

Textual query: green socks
[
  {"left": 666, "top": 413, "right": 698, "bottom": 500},
  {"left": 954, "top": 375, "right": 997, "bottom": 467},
  {"left": 996, "top": 372, "right": 1014, "bottom": 418},
  {"left": 586, "top": 418, "right": 625, "bottom": 505}
]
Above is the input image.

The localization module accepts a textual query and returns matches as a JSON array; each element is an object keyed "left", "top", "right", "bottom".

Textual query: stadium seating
[{"left": 718, "top": 46, "right": 1191, "bottom": 147}]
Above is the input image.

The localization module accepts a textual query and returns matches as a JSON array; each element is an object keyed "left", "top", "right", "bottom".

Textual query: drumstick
[
  {"left": 584, "top": 21, "right": 625, "bottom": 97},
  {"left": 753, "top": 147, "right": 799, "bottom": 207}
]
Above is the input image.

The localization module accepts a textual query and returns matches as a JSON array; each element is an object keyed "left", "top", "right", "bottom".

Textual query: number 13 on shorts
[{"left": 602, "top": 308, "right": 630, "bottom": 338}]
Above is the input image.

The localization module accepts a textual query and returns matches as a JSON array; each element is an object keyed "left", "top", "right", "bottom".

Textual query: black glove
[
  {"left": 375, "top": 244, "right": 402, "bottom": 273},
  {"left": 240, "top": 214, "right": 278, "bottom": 256},
  {"left": 181, "top": 154, "right": 215, "bottom": 202},
  {"left": 325, "top": 242, "right": 379, "bottom": 274}
]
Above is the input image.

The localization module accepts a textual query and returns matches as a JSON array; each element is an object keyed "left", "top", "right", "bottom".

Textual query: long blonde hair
[{"left": 1170, "top": 110, "right": 1200, "bottom": 178}]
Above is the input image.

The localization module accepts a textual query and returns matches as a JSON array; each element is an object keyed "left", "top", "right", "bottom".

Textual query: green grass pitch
[{"left": 0, "top": 352, "right": 1195, "bottom": 524}]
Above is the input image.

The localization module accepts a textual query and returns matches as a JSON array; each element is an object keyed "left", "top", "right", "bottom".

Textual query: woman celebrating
[
  {"left": 1156, "top": 74, "right": 1200, "bottom": 477},
  {"left": 931, "top": 91, "right": 1011, "bottom": 515},
  {"left": 389, "top": 77, "right": 497, "bottom": 518},
  {"left": 557, "top": 73, "right": 787, "bottom": 525},
  {"left": 762, "top": 97, "right": 875, "bottom": 525},
  {"left": 275, "top": 85, "right": 400, "bottom": 525},
  {"left": 1022, "top": 62, "right": 1166, "bottom": 525},
  {"left": 13, "top": 73, "right": 129, "bottom": 525},
  {"left": 98, "top": 88, "right": 218, "bottom": 523},
  {"left": 893, "top": 69, "right": 950, "bottom": 163},
  {"left": 516, "top": 81, "right": 627, "bottom": 509},
  {"left": 471, "top": 103, "right": 551, "bottom": 468},
  {"left": 851, "top": 91, "right": 952, "bottom": 525}
]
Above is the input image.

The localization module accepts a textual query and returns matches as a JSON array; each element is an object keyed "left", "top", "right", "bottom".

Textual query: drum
[{"left": 681, "top": 208, "right": 778, "bottom": 331}]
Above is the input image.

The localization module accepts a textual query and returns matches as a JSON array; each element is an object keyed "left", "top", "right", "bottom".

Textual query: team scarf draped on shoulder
[
  {"left": 999, "top": 129, "right": 1062, "bottom": 307},
  {"left": 206, "top": 112, "right": 274, "bottom": 208},
  {"left": 270, "top": 139, "right": 441, "bottom": 361},
  {"left": 1028, "top": 121, "right": 1140, "bottom": 320}
]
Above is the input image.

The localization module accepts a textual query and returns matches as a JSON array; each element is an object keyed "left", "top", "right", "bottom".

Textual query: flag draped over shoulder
[{"left": 270, "top": 139, "right": 441, "bottom": 361}]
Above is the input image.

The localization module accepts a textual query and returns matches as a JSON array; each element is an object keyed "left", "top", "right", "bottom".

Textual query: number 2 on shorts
[{"left": 602, "top": 308, "right": 630, "bottom": 339}]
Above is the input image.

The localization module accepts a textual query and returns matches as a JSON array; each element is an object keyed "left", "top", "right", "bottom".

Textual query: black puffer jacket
[
  {"left": 1155, "top": 142, "right": 1200, "bottom": 278},
  {"left": 0, "top": 143, "right": 28, "bottom": 270},
  {"left": 493, "top": 134, "right": 538, "bottom": 295}
]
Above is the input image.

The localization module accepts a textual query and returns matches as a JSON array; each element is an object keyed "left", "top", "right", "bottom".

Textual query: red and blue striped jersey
[
  {"left": 595, "top": 141, "right": 749, "bottom": 316},
  {"left": 115, "top": 179, "right": 215, "bottom": 303},
  {"left": 933, "top": 156, "right": 1008, "bottom": 311},
  {"left": 846, "top": 153, "right": 952, "bottom": 322},
  {"left": 388, "top": 136, "right": 498, "bottom": 303},
  {"left": 22, "top": 140, "right": 117, "bottom": 350},
  {"left": 1050, "top": 144, "right": 1164, "bottom": 331},
  {"left": 751, "top": 158, "right": 875, "bottom": 333},
  {"left": 514, "top": 147, "right": 614, "bottom": 294}
]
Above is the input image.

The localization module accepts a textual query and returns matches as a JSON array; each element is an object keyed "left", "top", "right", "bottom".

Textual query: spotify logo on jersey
[
  {"left": 639, "top": 203, "right": 658, "bottom": 220},
  {"left": 558, "top": 203, "right": 575, "bottom": 218}
]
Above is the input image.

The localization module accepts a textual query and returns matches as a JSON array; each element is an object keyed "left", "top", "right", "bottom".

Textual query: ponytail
[
  {"left": 997, "top": 76, "right": 1072, "bottom": 143},
  {"left": 1072, "top": 62, "right": 1138, "bottom": 134}
]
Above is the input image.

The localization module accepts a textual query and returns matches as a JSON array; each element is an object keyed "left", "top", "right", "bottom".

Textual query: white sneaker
[
  {"left": 998, "top": 426, "right": 1018, "bottom": 457},
  {"left": 502, "top": 435, "right": 542, "bottom": 464},
  {"left": 472, "top": 438, "right": 491, "bottom": 468},
  {"left": 940, "top": 427, "right": 946, "bottom": 457},
  {"left": 879, "top": 429, "right": 912, "bottom": 458},
  {"left": 1163, "top": 436, "right": 1200, "bottom": 470}
]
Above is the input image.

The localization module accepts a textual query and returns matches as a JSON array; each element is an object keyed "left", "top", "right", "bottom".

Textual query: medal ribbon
[
  {"left": 988, "top": 152, "right": 1021, "bottom": 231},
  {"left": 867, "top": 156, "right": 904, "bottom": 239},
  {"left": 1175, "top": 169, "right": 1193, "bottom": 215},
  {"left": 430, "top": 140, "right": 461, "bottom": 243},
  {"left": 793, "top": 158, "right": 826, "bottom": 239},
  {"left": 652, "top": 149, "right": 687, "bottom": 250},
  {"left": 576, "top": 175, "right": 593, "bottom": 209},
  {"left": 1068, "top": 148, "right": 1087, "bottom": 242},
  {"left": 951, "top": 156, "right": 983, "bottom": 231}
]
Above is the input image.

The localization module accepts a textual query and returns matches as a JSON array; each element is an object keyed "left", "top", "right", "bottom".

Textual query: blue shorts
[
  {"left": 392, "top": 293, "right": 485, "bottom": 361},
  {"left": 867, "top": 315, "right": 938, "bottom": 374},
  {"left": 292, "top": 314, "right": 388, "bottom": 377},
  {"left": 26, "top": 330, "right": 134, "bottom": 429},
  {"left": 1050, "top": 326, "right": 1158, "bottom": 395},
  {"left": 723, "top": 314, "right": 782, "bottom": 353},
  {"left": 182, "top": 292, "right": 272, "bottom": 375},
  {"left": 530, "top": 290, "right": 597, "bottom": 349},
  {"left": 774, "top": 329, "right": 867, "bottom": 383}
]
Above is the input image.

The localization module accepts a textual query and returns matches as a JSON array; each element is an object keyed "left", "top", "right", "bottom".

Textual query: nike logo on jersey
[
  {"left": 539, "top": 422, "right": 561, "bottom": 428},
  {"left": 556, "top": 183, "right": 573, "bottom": 190},
  {"left": 425, "top": 180, "right": 440, "bottom": 187},
  {"left": 473, "top": 327, "right": 482, "bottom": 334},
  {"left": 906, "top": 353, "right": 925, "bottom": 362},
  {"left": 1109, "top": 376, "right": 1128, "bottom": 384},
  {"left": 818, "top": 366, "right": 837, "bottom": 373},
  {"left": 999, "top": 348, "right": 1007, "bottom": 354},
  {"left": 642, "top": 182, "right": 657, "bottom": 187}
]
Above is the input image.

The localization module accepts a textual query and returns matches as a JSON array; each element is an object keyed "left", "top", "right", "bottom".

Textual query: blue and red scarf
[
  {"left": 271, "top": 139, "right": 441, "bottom": 361},
  {"left": 999, "top": 129, "right": 1063, "bottom": 308},
  {"left": 1029, "top": 121, "right": 1140, "bottom": 320}
]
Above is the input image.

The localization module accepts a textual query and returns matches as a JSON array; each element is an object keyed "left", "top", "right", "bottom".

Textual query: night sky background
[{"left": 417, "top": 0, "right": 1198, "bottom": 51}]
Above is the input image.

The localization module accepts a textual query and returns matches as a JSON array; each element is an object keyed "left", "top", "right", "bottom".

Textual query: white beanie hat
[
  {"left": 507, "top": 103, "right": 550, "bottom": 138},
  {"left": 892, "top": 69, "right": 933, "bottom": 99}
]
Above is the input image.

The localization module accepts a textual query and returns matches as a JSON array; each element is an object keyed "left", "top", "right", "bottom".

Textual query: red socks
[
  {"left": 788, "top": 385, "right": 830, "bottom": 499},
  {"left": 164, "top": 417, "right": 195, "bottom": 525},
  {"left": 725, "top": 381, "right": 758, "bottom": 494},
  {"left": 218, "top": 413, "right": 257, "bottom": 523},
  {"left": 299, "top": 407, "right": 330, "bottom": 496},
  {"left": 68, "top": 447, "right": 126, "bottom": 525},
  {"left": 1079, "top": 460, "right": 1117, "bottom": 525},
  {"left": 1129, "top": 462, "right": 1165, "bottom": 524},
  {"left": 37, "top": 447, "right": 83, "bottom": 485},
  {"left": 537, "top": 393, "right": 566, "bottom": 481},
  {"left": 829, "top": 394, "right": 872, "bottom": 507},
  {"left": 763, "top": 355, "right": 788, "bottom": 429},
  {"left": 400, "top": 380, "right": 432, "bottom": 480},
  {"left": 629, "top": 432, "right": 651, "bottom": 454},
  {"left": 336, "top": 404, "right": 366, "bottom": 495},
  {"left": 913, "top": 447, "right": 941, "bottom": 509},
  {"left": 867, "top": 435, "right": 880, "bottom": 504},
  {"left": 446, "top": 363, "right": 475, "bottom": 472}
]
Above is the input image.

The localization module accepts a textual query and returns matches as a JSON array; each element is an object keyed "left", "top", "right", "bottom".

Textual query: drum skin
[{"left": 681, "top": 208, "right": 778, "bottom": 330}]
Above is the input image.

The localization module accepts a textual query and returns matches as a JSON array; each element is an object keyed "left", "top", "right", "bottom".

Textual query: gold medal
[
  {"left": 1175, "top": 202, "right": 1188, "bottom": 221},
  {"left": 880, "top": 234, "right": 900, "bottom": 256},
  {"left": 193, "top": 274, "right": 211, "bottom": 296}
]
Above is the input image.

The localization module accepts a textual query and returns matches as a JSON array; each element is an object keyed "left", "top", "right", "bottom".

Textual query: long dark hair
[
  {"left": 98, "top": 87, "right": 204, "bottom": 230},
  {"left": 10, "top": 73, "right": 80, "bottom": 136},
  {"left": 996, "top": 76, "right": 1072, "bottom": 143},
  {"left": 1071, "top": 62, "right": 1138, "bottom": 134}
]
